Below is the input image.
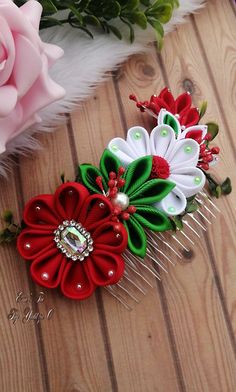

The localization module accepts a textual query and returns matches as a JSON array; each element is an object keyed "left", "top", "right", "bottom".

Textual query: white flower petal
[
  {"left": 179, "top": 125, "right": 208, "bottom": 141},
  {"left": 108, "top": 137, "right": 137, "bottom": 166},
  {"left": 169, "top": 167, "right": 205, "bottom": 198},
  {"left": 127, "top": 126, "right": 150, "bottom": 156},
  {"left": 158, "top": 109, "right": 181, "bottom": 138},
  {"left": 150, "top": 124, "right": 175, "bottom": 158},
  {"left": 168, "top": 139, "right": 200, "bottom": 170},
  {"left": 155, "top": 187, "right": 187, "bottom": 216}
]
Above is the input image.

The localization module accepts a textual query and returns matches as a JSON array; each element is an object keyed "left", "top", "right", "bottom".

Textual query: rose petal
[
  {"left": 0, "top": 85, "right": 17, "bottom": 117},
  {"left": 23, "top": 194, "right": 60, "bottom": 230},
  {"left": 150, "top": 124, "right": 175, "bottom": 158},
  {"left": 54, "top": 182, "right": 89, "bottom": 221},
  {"left": 127, "top": 126, "right": 151, "bottom": 156},
  {"left": 93, "top": 222, "right": 127, "bottom": 253},
  {"left": 0, "top": 103, "right": 23, "bottom": 153},
  {"left": 17, "top": 228, "right": 54, "bottom": 260},
  {"left": 86, "top": 250, "right": 125, "bottom": 286},
  {"left": 30, "top": 248, "right": 66, "bottom": 289},
  {"left": 12, "top": 34, "right": 42, "bottom": 97},
  {"left": 20, "top": 0, "right": 42, "bottom": 31},
  {"left": 155, "top": 187, "right": 187, "bottom": 216},
  {"left": 0, "top": 17, "right": 15, "bottom": 85},
  {"left": 61, "top": 260, "right": 95, "bottom": 300}
]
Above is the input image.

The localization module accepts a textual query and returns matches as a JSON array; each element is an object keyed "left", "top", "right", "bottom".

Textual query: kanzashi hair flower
[
  {"left": 17, "top": 182, "right": 127, "bottom": 300},
  {"left": 108, "top": 109, "right": 206, "bottom": 216},
  {"left": 79, "top": 149, "right": 174, "bottom": 257}
]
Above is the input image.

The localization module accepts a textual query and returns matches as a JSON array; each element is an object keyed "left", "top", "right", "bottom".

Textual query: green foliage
[
  {"left": 203, "top": 171, "right": 232, "bottom": 198},
  {"left": 14, "top": 0, "right": 179, "bottom": 45},
  {"left": 0, "top": 211, "right": 22, "bottom": 244}
]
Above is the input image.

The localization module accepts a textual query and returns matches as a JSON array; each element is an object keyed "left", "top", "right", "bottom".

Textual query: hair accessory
[{"left": 1, "top": 88, "right": 231, "bottom": 308}]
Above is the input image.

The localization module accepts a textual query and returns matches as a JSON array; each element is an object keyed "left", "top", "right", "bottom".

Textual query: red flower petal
[
  {"left": 175, "top": 92, "right": 192, "bottom": 115},
  {"left": 79, "top": 194, "right": 112, "bottom": 232},
  {"left": 181, "top": 107, "right": 200, "bottom": 127},
  {"left": 23, "top": 194, "right": 60, "bottom": 230},
  {"left": 184, "top": 129, "right": 204, "bottom": 144},
  {"left": 17, "top": 229, "right": 54, "bottom": 260},
  {"left": 86, "top": 250, "right": 125, "bottom": 286},
  {"left": 61, "top": 260, "right": 95, "bottom": 300},
  {"left": 30, "top": 248, "right": 67, "bottom": 289},
  {"left": 93, "top": 222, "right": 127, "bottom": 254},
  {"left": 54, "top": 182, "right": 89, "bottom": 221},
  {"left": 158, "top": 87, "right": 175, "bottom": 112}
]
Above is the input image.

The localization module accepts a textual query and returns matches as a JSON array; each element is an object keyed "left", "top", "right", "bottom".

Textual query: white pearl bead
[
  {"left": 108, "top": 270, "right": 114, "bottom": 277},
  {"left": 112, "top": 192, "right": 129, "bottom": 211},
  {"left": 24, "top": 242, "right": 31, "bottom": 250},
  {"left": 41, "top": 272, "right": 49, "bottom": 281},
  {"left": 76, "top": 283, "right": 82, "bottom": 290}
]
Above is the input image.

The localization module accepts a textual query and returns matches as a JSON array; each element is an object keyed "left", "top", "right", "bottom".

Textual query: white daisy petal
[
  {"left": 169, "top": 167, "right": 205, "bottom": 198},
  {"left": 168, "top": 139, "right": 200, "bottom": 170},
  {"left": 108, "top": 137, "right": 137, "bottom": 166},
  {"left": 155, "top": 187, "right": 187, "bottom": 216},
  {"left": 127, "top": 126, "right": 151, "bottom": 156},
  {"left": 150, "top": 125, "right": 175, "bottom": 158},
  {"left": 158, "top": 109, "right": 181, "bottom": 138},
  {"left": 179, "top": 125, "right": 208, "bottom": 141}
]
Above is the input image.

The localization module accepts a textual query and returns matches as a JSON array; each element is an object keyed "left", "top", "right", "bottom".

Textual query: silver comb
[{"left": 105, "top": 190, "right": 220, "bottom": 309}]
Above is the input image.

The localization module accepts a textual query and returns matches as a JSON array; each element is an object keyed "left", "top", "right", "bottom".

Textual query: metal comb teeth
[{"left": 105, "top": 191, "right": 220, "bottom": 309}]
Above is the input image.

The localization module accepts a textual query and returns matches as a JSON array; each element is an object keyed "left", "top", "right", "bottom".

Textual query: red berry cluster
[
  {"left": 198, "top": 133, "right": 220, "bottom": 170},
  {"left": 96, "top": 167, "right": 137, "bottom": 223}
]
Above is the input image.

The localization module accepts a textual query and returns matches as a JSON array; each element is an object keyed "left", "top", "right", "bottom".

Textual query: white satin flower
[{"left": 108, "top": 109, "right": 205, "bottom": 216}]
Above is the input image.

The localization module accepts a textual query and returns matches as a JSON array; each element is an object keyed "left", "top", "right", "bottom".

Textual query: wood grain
[{"left": 0, "top": 1, "right": 235, "bottom": 391}]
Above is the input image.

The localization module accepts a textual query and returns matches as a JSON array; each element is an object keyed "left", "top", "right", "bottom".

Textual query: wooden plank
[
  {"left": 115, "top": 32, "right": 236, "bottom": 390},
  {"left": 17, "top": 127, "right": 114, "bottom": 391},
  {"left": 0, "top": 172, "right": 45, "bottom": 392},
  {"left": 160, "top": 8, "right": 236, "bottom": 340},
  {"left": 71, "top": 83, "right": 181, "bottom": 392}
]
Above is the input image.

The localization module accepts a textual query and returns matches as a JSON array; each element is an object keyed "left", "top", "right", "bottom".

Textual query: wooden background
[{"left": 0, "top": 0, "right": 236, "bottom": 391}]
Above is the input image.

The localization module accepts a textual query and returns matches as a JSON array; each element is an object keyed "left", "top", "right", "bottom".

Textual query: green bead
[
  {"left": 194, "top": 176, "right": 201, "bottom": 185},
  {"left": 184, "top": 145, "right": 192, "bottom": 153},
  {"left": 134, "top": 131, "right": 141, "bottom": 140},
  {"left": 111, "top": 145, "right": 118, "bottom": 152},
  {"left": 168, "top": 206, "right": 176, "bottom": 213},
  {"left": 161, "top": 129, "right": 168, "bottom": 137}
]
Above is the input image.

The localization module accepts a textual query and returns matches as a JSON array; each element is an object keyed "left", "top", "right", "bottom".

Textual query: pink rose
[{"left": 0, "top": 0, "right": 65, "bottom": 154}]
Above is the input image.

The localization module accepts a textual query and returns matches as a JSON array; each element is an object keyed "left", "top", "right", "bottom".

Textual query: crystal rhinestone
[
  {"left": 161, "top": 129, "right": 168, "bottom": 137},
  {"left": 72, "top": 256, "right": 78, "bottom": 261},
  {"left": 194, "top": 176, "right": 201, "bottom": 185},
  {"left": 58, "top": 225, "right": 64, "bottom": 230},
  {"left": 88, "top": 246, "right": 94, "bottom": 252},
  {"left": 63, "top": 220, "right": 69, "bottom": 226},
  {"left": 41, "top": 272, "right": 49, "bottom": 281},
  {"left": 70, "top": 221, "right": 76, "bottom": 226},
  {"left": 66, "top": 253, "right": 72, "bottom": 258},
  {"left": 54, "top": 237, "right": 59, "bottom": 243},
  {"left": 184, "top": 145, "right": 192, "bottom": 154},
  {"left": 134, "top": 131, "right": 141, "bottom": 140},
  {"left": 24, "top": 242, "right": 31, "bottom": 250},
  {"left": 108, "top": 270, "right": 114, "bottom": 277}
]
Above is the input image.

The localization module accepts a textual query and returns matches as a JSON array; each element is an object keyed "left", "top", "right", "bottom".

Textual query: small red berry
[
  {"left": 113, "top": 206, "right": 122, "bottom": 216},
  {"left": 118, "top": 167, "right": 126, "bottom": 176},
  {"left": 121, "top": 212, "right": 130, "bottom": 221},
  {"left": 117, "top": 178, "right": 125, "bottom": 188},
  {"left": 204, "top": 133, "right": 212, "bottom": 141},
  {"left": 108, "top": 179, "right": 115, "bottom": 188},
  {"left": 127, "top": 205, "right": 137, "bottom": 214},
  {"left": 109, "top": 172, "right": 117, "bottom": 180},
  {"left": 114, "top": 223, "right": 122, "bottom": 232},
  {"left": 211, "top": 146, "right": 220, "bottom": 154}
]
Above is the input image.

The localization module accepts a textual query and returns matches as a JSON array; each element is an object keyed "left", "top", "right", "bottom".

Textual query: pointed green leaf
[
  {"left": 123, "top": 156, "right": 153, "bottom": 196},
  {"left": 163, "top": 112, "right": 179, "bottom": 137},
  {"left": 206, "top": 122, "right": 219, "bottom": 140},
  {"left": 79, "top": 164, "right": 106, "bottom": 194},
  {"left": 99, "top": 149, "right": 121, "bottom": 182},
  {"left": 124, "top": 216, "right": 147, "bottom": 258},
  {"left": 221, "top": 177, "right": 232, "bottom": 195},
  {"left": 199, "top": 101, "right": 207, "bottom": 119},
  {"left": 134, "top": 206, "right": 172, "bottom": 232},
  {"left": 130, "top": 179, "right": 175, "bottom": 205}
]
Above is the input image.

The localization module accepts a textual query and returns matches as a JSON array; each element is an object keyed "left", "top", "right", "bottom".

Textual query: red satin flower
[
  {"left": 130, "top": 87, "right": 200, "bottom": 127},
  {"left": 17, "top": 182, "right": 127, "bottom": 300}
]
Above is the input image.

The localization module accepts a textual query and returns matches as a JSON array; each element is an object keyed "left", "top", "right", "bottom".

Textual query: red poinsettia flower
[
  {"left": 17, "top": 182, "right": 127, "bottom": 300},
  {"left": 130, "top": 87, "right": 200, "bottom": 128}
]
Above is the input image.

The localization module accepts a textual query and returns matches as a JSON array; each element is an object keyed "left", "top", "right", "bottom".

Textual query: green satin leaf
[
  {"left": 124, "top": 216, "right": 147, "bottom": 258},
  {"left": 134, "top": 206, "right": 172, "bottom": 232},
  {"left": 163, "top": 112, "right": 179, "bottom": 137},
  {"left": 100, "top": 149, "right": 121, "bottom": 182},
  {"left": 130, "top": 179, "right": 175, "bottom": 205},
  {"left": 123, "top": 156, "right": 153, "bottom": 196},
  {"left": 79, "top": 164, "right": 106, "bottom": 194}
]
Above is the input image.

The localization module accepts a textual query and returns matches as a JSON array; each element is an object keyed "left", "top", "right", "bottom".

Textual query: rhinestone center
[{"left": 54, "top": 220, "right": 93, "bottom": 261}]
